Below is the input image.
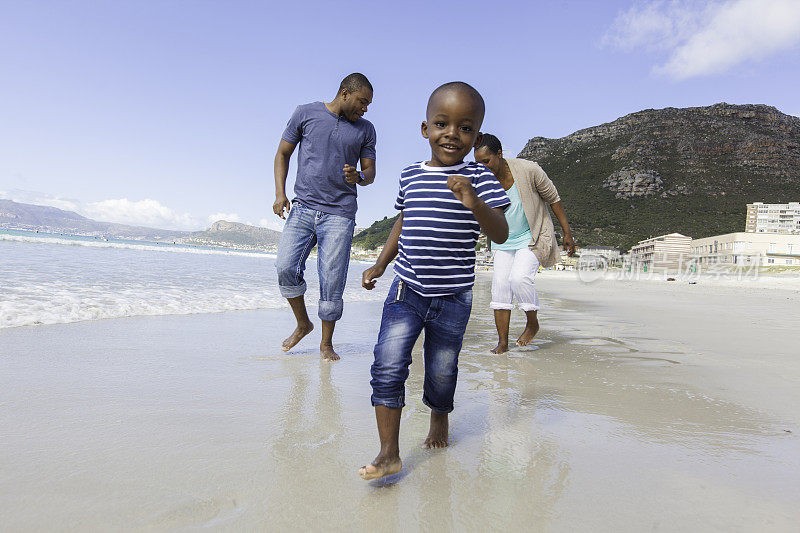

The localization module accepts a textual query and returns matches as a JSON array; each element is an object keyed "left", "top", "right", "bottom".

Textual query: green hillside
[{"left": 353, "top": 214, "right": 399, "bottom": 249}]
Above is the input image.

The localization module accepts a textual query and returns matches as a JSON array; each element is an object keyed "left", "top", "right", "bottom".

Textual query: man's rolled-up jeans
[
  {"left": 370, "top": 277, "right": 473, "bottom": 414},
  {"left": 275, "top": 202, "right": 355, "bottom": 322}
]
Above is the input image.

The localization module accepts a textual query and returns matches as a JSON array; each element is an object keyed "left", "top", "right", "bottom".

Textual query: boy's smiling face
[{"left": 422, "top": 88, "right": 484, "bottom": 167}]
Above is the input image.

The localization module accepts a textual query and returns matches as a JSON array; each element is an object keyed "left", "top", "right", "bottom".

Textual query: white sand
[{"left": 1, "top": 274, "right": 799, "bottom": 531}]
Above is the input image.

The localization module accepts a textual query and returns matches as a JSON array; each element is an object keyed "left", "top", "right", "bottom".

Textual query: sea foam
[{"left": 1, "top": 232, "right": 387, "bottom": 329}]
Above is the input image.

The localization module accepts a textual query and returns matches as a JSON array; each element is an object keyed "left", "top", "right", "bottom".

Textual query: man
[{"left": 273, "top": 73, "right": 376, "bottom": 361}]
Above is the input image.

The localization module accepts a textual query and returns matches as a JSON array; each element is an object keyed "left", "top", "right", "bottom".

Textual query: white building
[
  {"left": 581, "top": 246, "right": 621, "bottom": 265},
  {"left": 746, "top": 202, "right": 800, "bottom": 234},
  {"left": 629, "top": 233, "right": 692, "bottom": 270},
  {"left": 691, "top": 232, "right": 800, "bottom": 266}
]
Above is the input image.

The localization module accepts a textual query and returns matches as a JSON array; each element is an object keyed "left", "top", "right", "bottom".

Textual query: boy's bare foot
[
  {"left": 423, "top": 412, "right": 449, "bottom": 448},
  {"left": 282, "top": 321, "right": 314, "bottom": 351},
  {"left": 359, "top": 454, "right": 402, "bottom": 480},
  {"left": 320, "top": 344, "right": 340, "bottom": 361},
  {"left": 491, "top": 342, "right": 508, "bottom": 354},
  {"left": 516, "top": 317, "right": 540, "bottom": 347}
]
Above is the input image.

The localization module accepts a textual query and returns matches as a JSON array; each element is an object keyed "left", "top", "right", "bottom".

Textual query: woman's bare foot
[
  {"left": 516, "top": 316, "right": 540, "bottom": 347},
  {"left": 282, "top": 321, "right": 314, "bottom": 351},
  {"left": 490, "top": 342, "right": 509, "bottom": 354},
  {"left": 423, "top": 412, "right": 449, "bottom": 448},
  {"left": 320, "top": 343, "right": 340, "bottom": 361},
  {"left": 359, "top": 454, "right": 402, "bottom": 480}
]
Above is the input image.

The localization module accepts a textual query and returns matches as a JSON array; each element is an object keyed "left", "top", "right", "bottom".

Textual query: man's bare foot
[
  {"left": 359, "top": 454, "right": 402, "bottom": 480},
  {"left": 423, "top": 412, "right": 449, "bottom": 448},
  {"left": 282, "top": 321, "right": 314, "bottom": 351},
  {"left": 516, "top": 319, "right": 540, "bottom": 347},
  {"left": 320, "top": 344, "right": 340, "bottom": 361},
  {"left": 491, "top": 342, "right": 508, "bottom": 354}
]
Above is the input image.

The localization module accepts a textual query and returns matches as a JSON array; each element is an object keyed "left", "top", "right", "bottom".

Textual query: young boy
[{"left": 359, "top": 82, "right": 510, "bottom": 480}]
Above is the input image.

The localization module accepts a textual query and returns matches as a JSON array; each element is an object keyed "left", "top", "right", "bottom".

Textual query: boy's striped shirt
[{"left": 393, "top": 161, "right": 510, "bottom": 297}]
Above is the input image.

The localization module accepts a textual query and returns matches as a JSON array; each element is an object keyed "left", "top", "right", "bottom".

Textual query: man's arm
[
  {"left": 447, "top": 176, "right": 508, "bottom": 244},
  {"left": 550, "top": 200, "right": 575, "bottom": 256},
  {"left": 362, "top": 213, "right": 403, "bottom": 290},
  {"left": 344, "top": 157, "right": 376, "bottom": 186},
  {"left": 273, "top": 139, "right": 297, "bottom": 219}
]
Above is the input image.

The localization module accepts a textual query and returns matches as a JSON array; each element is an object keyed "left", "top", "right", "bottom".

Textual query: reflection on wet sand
[{"left": 2, "top": 277, "right": 798, "bottom": 530}]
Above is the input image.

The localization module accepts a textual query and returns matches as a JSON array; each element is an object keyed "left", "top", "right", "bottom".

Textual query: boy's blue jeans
[
  {"left": 275, "top": 202, "right": 355, "bottom": 322},
  {"left": 371, "top": 277, "right": 473, "bottom": 414}
]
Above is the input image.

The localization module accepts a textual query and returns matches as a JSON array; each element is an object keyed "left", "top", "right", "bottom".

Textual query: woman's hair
[{"left": 476, "top": 133, "right": 502, "bottom": 154}]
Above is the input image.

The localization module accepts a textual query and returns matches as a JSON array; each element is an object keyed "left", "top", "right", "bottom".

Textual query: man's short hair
[
  {"left": 338, "top": 73, "right": 373, "bottom": 95},
  {"left": 476, "top": 133, "right": 502, "bottom": 154},
  {"left": 426, "top": 81, "right": 485, "bottom": 121}
]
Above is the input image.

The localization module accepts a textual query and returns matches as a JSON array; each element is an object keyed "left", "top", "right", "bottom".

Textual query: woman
[{"left": 474, "top": 134, "right": 575, "bottom": 354}]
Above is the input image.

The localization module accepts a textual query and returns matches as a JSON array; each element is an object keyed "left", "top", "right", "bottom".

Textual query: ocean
[{"left": 0, "top": 229, "right": 386, "bottom": 329}]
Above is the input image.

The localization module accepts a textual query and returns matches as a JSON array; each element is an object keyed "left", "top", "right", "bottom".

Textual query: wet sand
[{"left": 1, "top": 274, "right": 799, "bottom": 531}]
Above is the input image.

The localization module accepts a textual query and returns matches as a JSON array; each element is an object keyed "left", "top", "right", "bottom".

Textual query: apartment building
[
  {"left": 691, "top": 232, "right": 800, "bottom": 266},
  {"left": 629, "top": 233, "right": 692, "bottom": 270},
  {"left": 745, "top": 202, "right": 800, "bottom": 234}
]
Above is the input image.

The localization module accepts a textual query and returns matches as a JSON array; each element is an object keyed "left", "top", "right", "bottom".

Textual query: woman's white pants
[{"left": 491, "top": 248, "right": 540, "bottom": 311}]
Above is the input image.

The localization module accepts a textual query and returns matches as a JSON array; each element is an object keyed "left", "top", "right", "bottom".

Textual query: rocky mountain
[
  {"left": 183, "top": 220, "right": 281, "bottom": 248},
  {"left": 519, "top": 103, "right": 800, "bottom": 250},
  {"left": 0, "top": 199, "right": 281, "bottom": 249}
]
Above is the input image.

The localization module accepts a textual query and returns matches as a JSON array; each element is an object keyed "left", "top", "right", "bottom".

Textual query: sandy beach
[{"left": 2, "top": 272, "right": 799, "bottom": 531}]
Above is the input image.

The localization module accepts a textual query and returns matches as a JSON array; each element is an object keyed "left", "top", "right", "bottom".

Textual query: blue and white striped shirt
[{"left": 393, "top": 161, "right": 510, "bottom": 297}]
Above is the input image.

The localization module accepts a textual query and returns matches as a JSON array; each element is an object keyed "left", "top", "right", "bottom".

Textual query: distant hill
[
  {"left": 183, "top": 220, "right": 281, "bottom": 248},
  {"left": 352, "top": 215, "right": 399, "bottom": 250},
  {"left": 353, "top": 103, "right": 800, "bottom": 251},
  {"left": 0, "top": 199, "right": 281, "bottom": 249},
  {"left": 519, "top": 103, "right": 800, "bottom": 250},
  {"left": 0, "top": 199, "right": 186, "bottom": 241}
]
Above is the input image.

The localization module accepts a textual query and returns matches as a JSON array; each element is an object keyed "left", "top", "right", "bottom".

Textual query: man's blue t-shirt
[{"left": 282, "top": 102, "right": 377, "bottom": 220}]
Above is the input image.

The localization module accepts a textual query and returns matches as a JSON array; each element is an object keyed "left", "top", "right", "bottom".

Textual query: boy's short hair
[
  {"left": 426, "top": 81, "right": 485, "bottom": 122},
  {"left": 338, "top": 73, "right": 373, "bottom": 95}
]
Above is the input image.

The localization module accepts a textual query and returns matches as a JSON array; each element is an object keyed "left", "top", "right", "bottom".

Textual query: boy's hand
[
  {"left": 344, "top": 164, "right": 361, "bottom": 184},
  {"left": 362, "top": 264, "right": 385, "bottom": 290},
  {"left": 447, "top": 175, "right": 480, "bottom": 210},
  {"left": 273, "top": 195, "right": 290, "bottom": 219}
]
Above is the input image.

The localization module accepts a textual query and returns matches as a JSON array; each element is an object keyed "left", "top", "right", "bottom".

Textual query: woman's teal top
[{"left": 492, "top": 183, "right": 531, "bottom": 250}]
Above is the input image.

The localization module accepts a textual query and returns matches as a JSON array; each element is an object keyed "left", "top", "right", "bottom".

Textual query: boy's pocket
[
  {"left": 395, "top": 279, "right": 406, "bottom": 302},
  {"left": 453, "top": 289, "right": 473, "bottom": 307},
  {"left": 385, "top": 278, "right": 406, "bottom": 305}
]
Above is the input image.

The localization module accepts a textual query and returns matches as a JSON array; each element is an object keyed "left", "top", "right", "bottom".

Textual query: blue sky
[{"left": 2, "top": 0, "right": 799, "bottom": 231}]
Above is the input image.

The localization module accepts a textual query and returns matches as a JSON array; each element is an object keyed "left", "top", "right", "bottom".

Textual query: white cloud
[
  {"left": 84, "top": 198, "right": 199, "bottom": 230},
  {"left": 1, "top": 188, "right": 284, "bottom": 232},
  {"left": 604, "top": 0, "right": 800, "bottom": 79},
  {"left": 258, "top": 217, "right": 285, "bottom": 231},
  {"left": 207, "top": 212, "right": 242, "bottom": 224},
  {"left": 602, "top": 0, "right": 703, "bottom": 52},
  {"left": 0, "top": 189, "right": 82, "bottom": 213}
]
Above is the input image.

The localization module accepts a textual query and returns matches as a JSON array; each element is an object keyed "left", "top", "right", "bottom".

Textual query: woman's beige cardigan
[{"left": 504, "top": 158, "right": 562, "bottom": 268}]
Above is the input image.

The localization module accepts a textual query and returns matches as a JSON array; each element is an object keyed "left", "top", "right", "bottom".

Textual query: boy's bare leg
[
  {"left": 516, "top": 310, "right": 540, "bottom": 346},
  {"left": 282, "top": 295, "right": 314, "bottom": 351},
  {"left": 423, "top": 412, "right": 449, "bottom": 448},
  {"left": 359, "top": 406, "right": 403, "bottom": 480},
  {"left": 491, "top": 309, "right": 511, "bottom": 354},
  {"left": 320, "top": 319, "right": 339, "bottom": 361}
]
